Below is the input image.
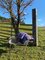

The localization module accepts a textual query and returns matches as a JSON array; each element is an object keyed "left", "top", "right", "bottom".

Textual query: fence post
[{"left": 32, "top": 8, "right": 38, "bottom": 46}]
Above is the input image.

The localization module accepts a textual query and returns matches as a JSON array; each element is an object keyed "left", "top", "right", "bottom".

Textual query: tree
[
  {"left": 0, "top": 0, "right": 34, "bottom": 40},
  {"left": 0, "top": 16, "right": 6, "bottom": 21},
  {"left": 20, "top": 20, "right": 25, "bottom": 24}
]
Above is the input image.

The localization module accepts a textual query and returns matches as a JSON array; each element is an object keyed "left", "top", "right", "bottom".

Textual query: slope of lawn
[{"left": 0, "top": 23, "right": 45, "bottom": 60}]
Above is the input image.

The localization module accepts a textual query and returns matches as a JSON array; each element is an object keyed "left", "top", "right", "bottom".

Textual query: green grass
[{"left": 0, "top": 23, "right": 45, "bottom": 60}]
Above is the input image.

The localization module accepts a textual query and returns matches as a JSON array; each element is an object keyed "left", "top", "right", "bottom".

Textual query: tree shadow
[
  {"left": 0, "top": 42, "right": 9, "bottom": 56},
  {"left": 0, "top": 49, "right": 7, "bottom": 56},
  {"left": 0, "top": 42, "right": 10, "bottom": 48}
]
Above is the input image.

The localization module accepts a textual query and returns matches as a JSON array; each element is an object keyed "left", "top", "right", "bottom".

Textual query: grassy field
[{"left": 0, "top": 23, "right": 45, "bottom": 60}]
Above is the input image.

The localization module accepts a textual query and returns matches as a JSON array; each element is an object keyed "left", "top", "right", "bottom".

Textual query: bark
[
  {"left": 17, "top": 0, "right": 20, "bottom": 34},
  {"left": 9, "top": 0, "right": 20, "bottom": 41},
  {"left": 10, "top": 12, "right": 20, "bottom": 41}
]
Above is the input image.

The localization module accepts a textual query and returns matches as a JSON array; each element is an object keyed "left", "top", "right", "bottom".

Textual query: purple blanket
[{"left": 17, "top": 32, "right": 34, "bottom": 44}]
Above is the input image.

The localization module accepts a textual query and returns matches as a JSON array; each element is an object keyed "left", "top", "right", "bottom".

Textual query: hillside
[
  {"left": 0, "top": 16, "right": 7, "bottom": 20},
  {"left": 0, "top": 27, "right": 45, "bottom": 60}
]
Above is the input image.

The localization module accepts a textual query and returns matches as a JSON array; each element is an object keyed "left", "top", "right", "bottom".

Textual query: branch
[
  {"left": 0, "top": 4, "right": 9, "bottom": 11},
  {"left": 3, "top": 11, "right": 9, "bottom": 14},
  {"left": 0, "top": 0, "right": 17, "bottom": 20},
  {"left": 20, "top": 12, "right": 26, "bottom": 17},
  {"left": 9, "top": 9, "right": 17, "bottom": 20},
  {"left": 20, "top": 0, "right": 34, "bottom": 14},
  {"left": 21, "top": 0, "right": 34, "bottom": 7}
]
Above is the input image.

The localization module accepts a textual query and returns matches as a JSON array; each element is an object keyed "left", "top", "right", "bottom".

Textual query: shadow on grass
[
  {"left": 0, "top": 42, "right": 14, "bottom": 56},
  {"left": 0, "top": 49, "right": 7, "bottom": 56},
  {"left": 0, "top": 42, "right": 10, "bottom": 48}
]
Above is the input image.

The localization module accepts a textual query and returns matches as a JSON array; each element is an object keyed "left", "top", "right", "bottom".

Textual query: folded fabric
[
  {"left": 17, "top": 32, "right": 34, "bottom": 44},
  {"left": 8, "top": 32, "right": 34, "bottom": 45}
]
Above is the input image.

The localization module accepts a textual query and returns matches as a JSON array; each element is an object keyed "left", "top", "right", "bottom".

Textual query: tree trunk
[
  {"left": 16, "top": 0, "right": 20, "bottom": 35},
  {"left": 9, "top": 10, "right": 20, "bottom": 42},
  {"left": 9, "top": 0, "right": 20, "bottom": 41},
  {"left": 10, "top": 16, "right": 20, "bottom": 42},
  {"left": 11, "top": 16, "right": 19, "bottom": 36}
]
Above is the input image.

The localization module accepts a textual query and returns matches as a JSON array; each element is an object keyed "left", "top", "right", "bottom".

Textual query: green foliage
[
  {"left": 0, "top": 16, "right": 6, "bottom": 20},
  {"left": 0, "top": 16, "right": 10, "bottom": 22}
]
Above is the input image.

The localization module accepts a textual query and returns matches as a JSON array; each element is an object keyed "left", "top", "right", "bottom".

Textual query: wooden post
[{"left": 32, "top": 8, "right": 38, "bottom": 46}]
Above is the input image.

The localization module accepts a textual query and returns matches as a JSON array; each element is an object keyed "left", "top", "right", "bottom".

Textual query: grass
[{"left": 0, "top": 23, "right": 45, "bottom": 60}]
